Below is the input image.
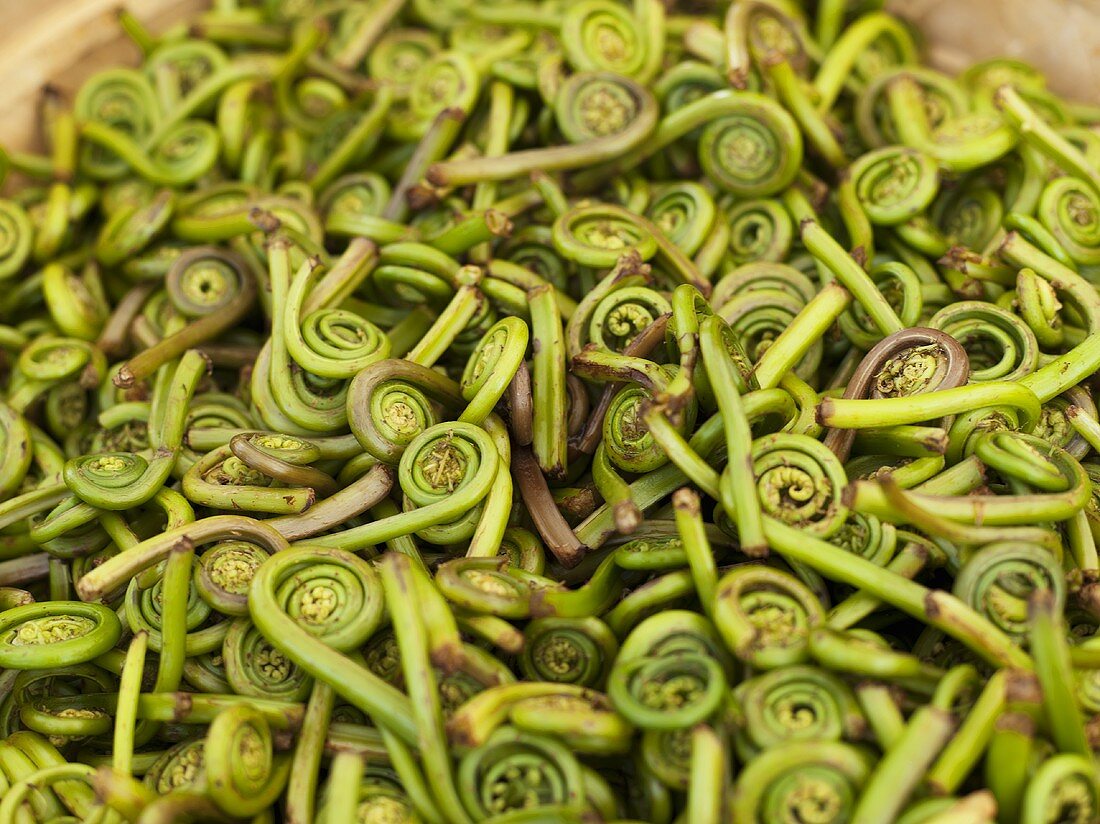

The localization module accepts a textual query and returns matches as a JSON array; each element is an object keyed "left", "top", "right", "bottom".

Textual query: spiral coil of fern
[
  {"left": 456, "top": 725, "right": 587, "bottom": 819},
  {"left": 561, "top": 0, "right": 662, "bottom": 79},
  {"left": 1019, "top": 754, "right": 1100, "bottom": 824},
  {"left": 72, "top": 68, "right": 160, "bottom": 180},
  {"left": 433, "top": 557, "right": 541, "bottom": 621},
  {"left": 724, "top": 0, "right": 810, "bottom": 90},
  {"left": 836, "top": 260, "right": 924, "bottom": 349},
  {"left": 608, "top": 646, "right": 725, "bottom": 731},
  {"left": 80, "top": 117, "right": 221, "bottom": 187},
  {"left": 888, "top": 71, "right": 1019, "bottom": 172},
  {"left": 181, "top": 443, "right": 316, "bottom": 516},
  {"left": 852, "top": 431, "right": 1090, "bottom": 526},
  {"left": 431, "top": 72, "right": 659, "bottom": 187},
  {"left": 252, "top": 241, "right": 354, "bottom": 435},
  {"left": 116, "top": 248, "right": 256, "bottom": 388},
  {"left": 9, "top": 337, "right": 107, "bottom": 414},
  {"left": 855, "top": 66, "right": 968, "bottom": 148},
  {"left": 701, "top": 93, "right": 804, "bottom": 197},
  {"left": 601, "top": 369, "right": 688, "bottom": 476},
  {"left": 223, "top": 617, "right": 310, "bottom": 701},
  {"left": 712, "top": 565, "right": 825, "bottom": 670},
  {"left": 229, "top": 432, "right": 338, "bottom": 496},
  {"left": 520, "top": 617, "right": 618, "bottom": 688},
  {"left": 379, "top": 62, "right": 459, "bottom": 149},
  {"left": 391, "top": 421, "right": 497, "bottom": 545},
  {"left": 247, "top": 545, "right": 416, "bottom": 744},
  {"left": 283, "top": 254, "right": 391, "bottom": 379},
  {"left": 346, "top": 358, "right": 464, "bottom": 464},
  {"left": 643, "top": 182, "right": 717, "bottom": 258},
  {"left": 731, "top": 740, "right": 871, "bottom": 824},
  {"left": 849, "top": 146, "right": 940, "bottom": 226},
  {"left": 752, "top": 433, "right": 850, "bottom": 539},
  {"left": 822, "top": 327, "right": 971, "bottom": 464},
  {"left": 735, "top": 664, "right": 864, "bottom": 753},
  {"left": 0, "top": 664, "right": 114, "bottom": 743},
  {"left": 1036, "top": 175, "right": 1100, "bottom": 265},
  {"left": 144, "top": 737, "right": 207, "bottom": 795},
  {"left": 725, "top": 197, "right": 794, "bottom": 265},
  {"left": 0, "top": 200, "right": 34, "bottom": 280},
  {"left": 953, "top": 541, "right": 1065, "bottom": 644},
  {"left": 317, "top": 765, "right": 421, "bottom": 824},
  {"left": 1013, "top": 266, "right": 1066, "bottom": 350},
  {"left": 203, "top": 704, "right": 291, "bottom": 817},
  {"left": 828, "top": 512, "right": 898, "bottom": 568},
  {"left": 322, "top": 172, "right": 402, "bottom": 243},
  {"left": 0, "top": 601, "right": 120, "bottom": 669},
  {"left": 66, "top": 351, "right": 204, "bottom": 513},
  {"left": 457, "top": 317, "right": 528, "bottom": 429},
  {"left": 73, "top": 516, "right": 288, "bottom": 605},
  {"left": 928, "top": 300, "right": 1039, "bottom": 384},
  {"left": 711, "top": 261, "right": 816, "bottom": 308}
]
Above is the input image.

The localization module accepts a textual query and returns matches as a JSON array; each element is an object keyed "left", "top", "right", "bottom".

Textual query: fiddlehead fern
[
  {"left": 713, "top": 565, "right": 825, "bottom": 669},
  {"left": 752, "top": 434, "right": 849, "bottom": 539},
  {"left": 848, "top": 146, "right": 939, "bottom": 226},
  {"left": 822, "top": 327, "right": 970, "bottom": 464},
  {"left": 0, "top": 602, "right": 120, "bottom": 669},
  {"left": 0, "top": 200, "right": 33, "bottom": 280},
  {"left": 204, "top": 704, "right": 291, "bottom": 817},
  {"left": 194, "top": 540, "right": 270, "bottom": 617},
  {"left": 731, "top": 740, "right": 871, "bottom": 824},
  {"left": 73, "top": 69, "right": 160, "bottom": 180},
  {"left": 396, "top": 421, "right": 500, "bottom": 545},
  {"left": 929, "top": 301, "right": 1039, "bottom": 384},
  {"left": 521, "top": 617, "right": 618, "bottom": 688},
  {"left": 1036, "top": 176, "right": 1100, "bottom": 265},
  {"left": 561, "top": 0, "right": 663, "bottom": 82},
  {"left": 145, "top": 738, "right": 207, "bottom": 795},
  {"left": 1018, "top": 754, "right": 1099, "bottom": 824},
  {"left": 953, "top": 542, "right": 1065, "bottom": 645},
  {"left": 725, "top": 198, "right": 794, "bottom": 265},
  {"left": 735, "top": 664, "right": 864, "bottom": 751},
  {"left": 429, "top": 72, "right": 659, "bottom": 185},
  {"left": 698, "top": 93, "right": 802, "bottom": 197},
  {"left": 457, "top": 726, "right": 587, "bottom": 819},
  {"left": 346, "top": 359, "right": 464, "bottom": 464},
  {"left": 284, "top": 258, "right": 390, "bottom": 379},
  {"left": 116, "top": 248, "right": 255, "bottom": 388}
]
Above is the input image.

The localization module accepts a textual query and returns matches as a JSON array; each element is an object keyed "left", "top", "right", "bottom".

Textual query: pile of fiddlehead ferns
[{"left": 2, "top": 0, "right": 1100, "bottom": 821}]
